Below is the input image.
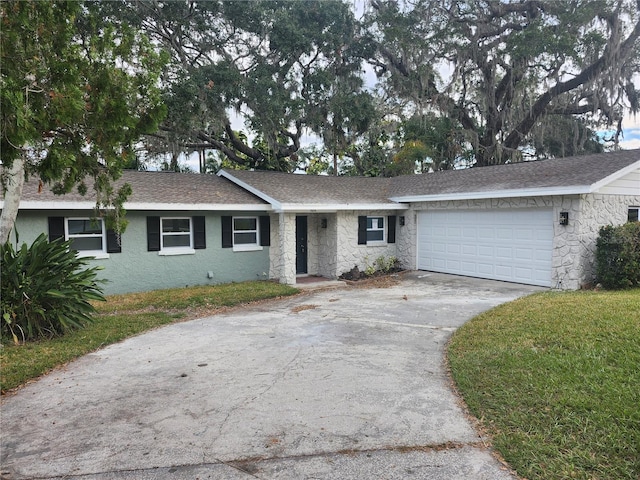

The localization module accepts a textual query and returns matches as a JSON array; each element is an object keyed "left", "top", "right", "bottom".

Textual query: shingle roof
[
  {"left": 218, "top": 169, "right": 398, "bottom": 206},
  {"left": 8, "top": 170, "right": 268, "bottom": 207},
  {"left": 389, "top": 148, "right": 640, "bottom": 198},
  {"left": 4, "top": 149, "right": 638, "bottom": 211}
]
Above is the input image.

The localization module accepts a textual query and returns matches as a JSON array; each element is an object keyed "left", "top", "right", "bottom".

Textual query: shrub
[
  {"left": 1, "top": 234, "right": 105, "bottom": 344},
  {"left": 595, "top": 222, "right": 640, "bottom": 289}
]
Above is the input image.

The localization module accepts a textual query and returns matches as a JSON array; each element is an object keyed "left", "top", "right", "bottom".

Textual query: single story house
[{"left": 2, "top": 149, "right": 639, "bottom": 294}]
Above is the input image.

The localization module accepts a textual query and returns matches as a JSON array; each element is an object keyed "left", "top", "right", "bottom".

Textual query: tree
[
  {"left": 0, "top": 1, "right": 166, "bottom": 243},
  {"left": 367, "top": 0, "right": 640, "bottom": 166},
  {"left": 112, "top": 0, "right": 375, "bottom": 172}
]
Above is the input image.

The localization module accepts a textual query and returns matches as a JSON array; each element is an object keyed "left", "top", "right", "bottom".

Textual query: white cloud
[{"left": 619, "top": 137, "right": 640, "bottom": 149}]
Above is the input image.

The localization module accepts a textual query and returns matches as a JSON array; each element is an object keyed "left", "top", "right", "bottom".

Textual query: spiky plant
[{"left": 1, "top": 234, "right": 105, "bottom": 343}]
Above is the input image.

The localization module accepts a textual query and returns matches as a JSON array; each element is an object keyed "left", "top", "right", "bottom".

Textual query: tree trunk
[{"left": 0, "top": 155, "right": 26, "bottom": 244}]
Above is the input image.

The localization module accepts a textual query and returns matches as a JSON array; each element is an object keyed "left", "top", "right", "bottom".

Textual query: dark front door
[{"left": 296, "top": 216, "right": 308, "bottom": 274}]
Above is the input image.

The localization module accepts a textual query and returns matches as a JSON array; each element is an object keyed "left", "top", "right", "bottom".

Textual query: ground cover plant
[
  {"left": 448, "top": 289, "right": 640, "bottom": 480},
  {"left": 0, "top": 281, "right": 298, "bottom": 393}
]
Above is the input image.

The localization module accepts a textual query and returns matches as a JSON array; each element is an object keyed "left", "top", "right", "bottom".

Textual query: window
[
  {"left": 367, "top": 217, "right": 385, "bottom": 243},
  {"left": 221, "top": 216, "right": 270, "bottom": 250},
  {"left": 146, "top": 216, "right": 205, "bottom": 254},
  {"left": 161, "top": 217, "right": 192, "bottom": 250},
  {"left": 66, "top": 218, "right": 107, "bottom": 258},
  {"left": 629, "top": 207, "right": 639, "bottom": 223},
  {"left": 233, "top": 217, "right": 259, "bottom": 250},
  {"left": 357, "top": 215, "right": 396, "bottom": 245}
]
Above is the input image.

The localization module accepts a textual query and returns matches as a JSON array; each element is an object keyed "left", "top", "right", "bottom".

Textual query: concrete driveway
[{"left": 1, "top": 272, "right": 543, "bottom": 479}]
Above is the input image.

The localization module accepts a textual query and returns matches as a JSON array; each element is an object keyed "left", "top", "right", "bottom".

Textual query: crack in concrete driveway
[{"left": 0, "top": 272, "right": 542, "bottom": 479}]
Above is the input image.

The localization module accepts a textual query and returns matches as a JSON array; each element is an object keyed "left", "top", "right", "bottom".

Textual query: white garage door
[{"left": 417, "top": 209, "right": 553, "bottom": 287}]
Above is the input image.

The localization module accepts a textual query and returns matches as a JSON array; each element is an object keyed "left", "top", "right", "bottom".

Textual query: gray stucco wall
[
  {"left": 12, "top": 210, "right": 270, "bottom": 295},
  {"left": 400, "top": 193, "right": 640, "bottom": 290}
]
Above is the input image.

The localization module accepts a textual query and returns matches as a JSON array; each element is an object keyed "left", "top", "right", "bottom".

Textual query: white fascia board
[
  {"left": 217, "top": 170, "right": 283, "bottom": 210},
  {"left": 275, "top": 203, "right": 408, "bottom": 213},
  {"left": 125, "top": 203, "right": 272, "bottom": 212},
  {"left": 588, "top": 161, "right": 640, "bottom": 193},
  {"left": 389, "top": 186, "right": 590, "bottom": 203},
  {"left": 4, "top": 200, "right": 272, "bottom": 212},
  {"left": 5, "top": 200, "right": 97, "bottom": 210}
]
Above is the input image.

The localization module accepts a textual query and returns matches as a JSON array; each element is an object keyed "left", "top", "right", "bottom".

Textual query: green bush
[
  {"left": 595, "top": 222, "right": 640, "bottom": 289},
  {"left": 1, "top": 234, "right": 105, "bottom": 344}
]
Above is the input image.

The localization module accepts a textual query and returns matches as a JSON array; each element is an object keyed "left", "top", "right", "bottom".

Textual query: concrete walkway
[{"left": 0, "top": 273, "right": 543, "bottom": 479}]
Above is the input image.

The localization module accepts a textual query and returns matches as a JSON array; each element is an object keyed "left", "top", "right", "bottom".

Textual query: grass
[
  {"left": 448, "top": 288, "right": 640, "bottom": 480},
  {"left": 0, "top": 281, "right": 298, "bottom": 394}
]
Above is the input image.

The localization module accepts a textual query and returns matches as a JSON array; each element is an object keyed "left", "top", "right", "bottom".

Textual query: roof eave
[
  {"left": 217, "top": 170, "right": 283, "bottom": 210},
  {"left": 588, "top": 160, "right": 640, "bottom": 192},
  {"left": 389, "top": 186, "right": 591, "bottom": 203},
  {"left": 275, "top": 203, "right": 408, "bottom": 213},
  {"left": 1, "top": 200, "right": 272, "bottom": 212}
]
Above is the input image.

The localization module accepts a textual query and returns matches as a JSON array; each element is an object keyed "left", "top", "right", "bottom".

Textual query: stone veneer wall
[
  {"left": 334, "top": 210, "right": 400, "bottom": 278},
  {"left": 570, "top": 193, "right": 640, "bottom": 288},
  {"left": 269, "top": 212, "right": 297, "bottom": 284},
  {"left": 316, "top": 213, "right": 338, "bottom": 278},
  {"left": 399, "top": 194, "right": 640, "bottom": 290},
  {"left": 269, "top": 212, "right": 339, "bottom": 283}
]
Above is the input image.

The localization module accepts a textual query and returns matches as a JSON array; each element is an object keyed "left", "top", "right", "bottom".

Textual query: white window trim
[
  {"left": 366, "top": 216, "right": 386, "bottom": 245},
  {"left": 65, "top": 217, "right": 109, "bottom": 259},
  {"left": 629, "top": 206, "right": 639, "bottom": 222},
  {"left": 232, "top": 216, "right": 263, "bottom": 252},
  {"left": 159, "top": 217, "right": 195, "bottom": 255}
]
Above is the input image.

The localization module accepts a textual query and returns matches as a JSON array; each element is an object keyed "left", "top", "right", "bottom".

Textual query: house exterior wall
[
  {"left": 268, "top": 211, "right": 399, "bottom": 283},
  {"left": 334, "top": 210, "right": 399, "bottom": 278},
  {"left": 568, "top": 193, "right": 640, "bottom": 288},
  {"left": 597, "top": 169, "right": 640, "bottom": 195},
  {"left": 401, "top": 194, "right": 640, "bottom": 290},
  {"left": 12, "top": 209, "right": 270, "bottom": 295}
]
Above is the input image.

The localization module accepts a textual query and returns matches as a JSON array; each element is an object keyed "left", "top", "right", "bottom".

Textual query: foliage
[
  {"left": 1, "top": 234, "right": 105, "bottom": 344},
  {"left": 449, "top": 289, "right": 640, "bottom": 479},
  {"left": 340, "top": 255, "right": 401, "bottom": 280},
  {"left": 110, "top": 0, "right": 374, "bottom": 171},
  {"left": 366, "top": 0, "right": 640, "bottom": 166},
  {"left": 374, "top": 255, "right": 400, "bottom": 273},
  {"left": 0, "top": 0, "right": 167, "bottom": 238},
  {"left": 1, "top": 281, "right": 299, "bottom": 393},
  {"left": 596, "top": 222, "right": 640, "bottom": 289}
]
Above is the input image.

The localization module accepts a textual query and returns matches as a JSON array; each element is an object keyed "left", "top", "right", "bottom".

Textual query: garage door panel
[
  {"left": 462, "top": 245, "right": 477, "bottom": 255},
  {"left": 495, "top": 247, "right": 512, "bottom": 259},
  {"left": 417, "top": 209, "right": 552, "bottom": 287},
  {"left": 515, "top": 248, "right": 533, "bottom": 260},
  {"left": 496, "top": 228, "right": 513, "bottom": 240},
  {"left": 478, "top": 227, "right": 494, "bottom": 239}
]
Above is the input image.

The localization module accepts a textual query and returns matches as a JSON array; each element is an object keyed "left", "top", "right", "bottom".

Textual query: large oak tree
[
  {"left": 367, "top": 0, "right": 640, "bottom": 166},
  {"left": 115, "top": 0, "right": 376, "bottom": 172}
]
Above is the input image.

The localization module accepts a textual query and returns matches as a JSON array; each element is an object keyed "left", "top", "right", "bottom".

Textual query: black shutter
[
  {"left": 48, "top": 217, "right": 65, "bottom": 242},
  {"left": 387, "top": 215, "right": 396, "bottom": 244},
  {"left": 193, "top": 216, "right": 206, "bottom": 249},
  {"left": 106, "top": 229, "right": 122, "bottom": 253},
  {"left": 357, "top": 216, "right": 367, "bottom": 245},
  {"left": 259, "top": 215, "right": 270, "bottom": 247},
  {"left": 221, "top": 216, "right": 233, "bottom": 248},
  {"left": 147, "top": 216, "right": 161, "bottom": 251}
]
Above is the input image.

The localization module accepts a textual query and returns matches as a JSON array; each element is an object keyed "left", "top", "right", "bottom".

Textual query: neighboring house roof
[
  {"left": 2, "top": 170, "right": 269, "bottom": 211},
  {"left": 389, "top": 148, "right": 640, "bottom": 202},
  {"left": 218, "top": 169, "right": 407, "bottom": 212}
]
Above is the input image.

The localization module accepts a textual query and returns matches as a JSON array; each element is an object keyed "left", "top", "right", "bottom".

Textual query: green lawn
[
  {"left": 448, "top": 289, "right": 640, "bottom": 480},
  {"left": 0, "top": 281, "right": 298, "bottom": 393}
]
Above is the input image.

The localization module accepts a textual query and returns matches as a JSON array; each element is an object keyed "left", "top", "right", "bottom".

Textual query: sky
[{"left": 620, "top": 112, "right": 640, "bottom": 149}]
